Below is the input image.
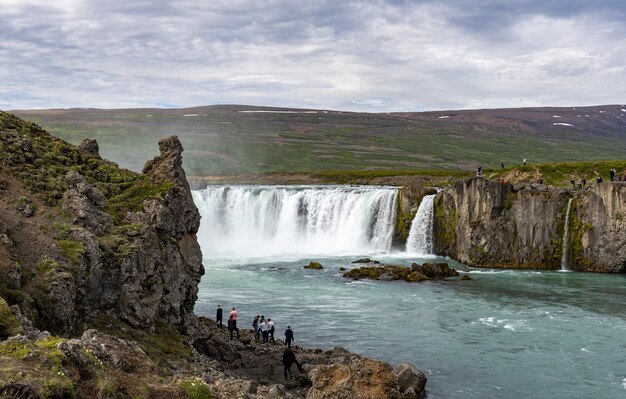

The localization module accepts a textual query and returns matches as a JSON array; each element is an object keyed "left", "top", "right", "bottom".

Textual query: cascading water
[
  {"left": 405, "top": 194, "right": 436, "bottom": 255},
  {"left": 561, "top": 198, "right": 573, "bottom": 271},
  {"left": 192, "top": 185, "right": 398, "bottom": 258}
]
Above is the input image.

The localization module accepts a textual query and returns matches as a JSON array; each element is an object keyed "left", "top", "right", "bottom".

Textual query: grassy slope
[{"left": 12, "top": 104, "right": 626, "bottom": 177}]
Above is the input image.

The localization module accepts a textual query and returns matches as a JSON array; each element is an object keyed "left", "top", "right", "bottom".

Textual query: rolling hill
[{"left": 12, "top": 104, "right": 626, "bottom": 178}]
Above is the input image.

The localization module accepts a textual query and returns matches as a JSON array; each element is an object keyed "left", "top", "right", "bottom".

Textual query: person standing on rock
[
  {"left": 284, "top": 325, "right": 294, "bottom": 348},
  {"left": 230, "top": 307, "right": 238, "bottom": 333},
  {"left": 268, "top": 318, "right": 275, "bottom": 343},
  {"left": 227, "top": 315, "right": 238, "bottom": 340},
  {"left": 216, "top": 305, "right": 223, "bottom": 328},
  {"left": 259, "top": 317, "right": 269, "bottom": 344},
  {"left": 282, "top": 348, "right": 297, "bottom": 380},
  {"left": 253, "top": 315, "right": 260, "bottom": 340}
]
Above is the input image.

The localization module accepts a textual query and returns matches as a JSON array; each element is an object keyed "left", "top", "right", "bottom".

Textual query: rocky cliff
[
  {"left": 0, "top": 111, "right": 203, "bottom": 335},
  {"left": 569, "top": 183, "right": 626, "bottom": 272},
  {"left": 433, "top": 177, "right": 626, "bottom": 272}
]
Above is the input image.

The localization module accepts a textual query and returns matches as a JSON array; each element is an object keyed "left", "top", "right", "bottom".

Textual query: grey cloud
[{"left": 1, "top": 0, "right": 626, "bottom": 111}]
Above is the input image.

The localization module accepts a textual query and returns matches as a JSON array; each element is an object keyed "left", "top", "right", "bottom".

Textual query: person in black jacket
[
  {"left": 216, "top": 305, "right": 223, "bottom": 328},
  {"left": 282, "top": 348, "right": 298, "bottom": 379},
  {"left": 284, "top": 325, "right": 294, "bottom": 348}
]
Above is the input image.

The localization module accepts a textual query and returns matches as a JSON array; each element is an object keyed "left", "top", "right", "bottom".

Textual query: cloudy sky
[{"left": 1, "top": 0, "right": 626, "bottom": 112}]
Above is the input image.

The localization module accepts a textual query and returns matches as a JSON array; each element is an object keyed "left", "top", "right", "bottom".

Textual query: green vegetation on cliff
[
  {"left": 486, "top": 160, "right": 626, "bottom": 188},
  {"left": 0, "top": 111, "right": 172, "bottom": 223}
]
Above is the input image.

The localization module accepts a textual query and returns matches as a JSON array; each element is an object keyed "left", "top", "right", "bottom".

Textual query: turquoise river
[{"left": 192, "top": 186, "right": 626, "bottom": 399}]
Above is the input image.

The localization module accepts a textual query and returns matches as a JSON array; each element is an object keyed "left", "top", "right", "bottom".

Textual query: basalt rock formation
[
  {"left": 0, "top": 111, "right": 203, "bottom": 334},
  {"left": 433, "top": 176, "right": 626, "bottom": 272}
]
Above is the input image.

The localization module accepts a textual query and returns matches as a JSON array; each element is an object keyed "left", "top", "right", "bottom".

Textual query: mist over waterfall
[
  {"left": 192, "top": 186, "right": 398, "bottom": 258},
  {"left": 405, "top": 194, "right": 435, "bottom": 255}
]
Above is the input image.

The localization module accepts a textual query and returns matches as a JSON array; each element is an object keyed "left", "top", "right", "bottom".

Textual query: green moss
[
  {"left": 43, "top": 376, "right": 76, "bottom": 399},
  {"left": 503, "top": 192, "right": 516, "bottom": 209},
  {"left": 0, "top": 297, "right": 24, "bottom": 338},
  {"left": 56, "top": 239, "right": 84, "bottom": 265},
  {"left": 0, "top": 336, "right": 64, "bottom": 371},
  {"left": 86, "top": 315, "right": 192, "bottom": 364},
  {"left": 105, "top": 178, "right": 174, "bottom": 225},
  {"left": 181, "top": 380, "right": 212, "bottom": 399},
  {"left": 433, "top": 195, "right": 456, "bottom": 252}
]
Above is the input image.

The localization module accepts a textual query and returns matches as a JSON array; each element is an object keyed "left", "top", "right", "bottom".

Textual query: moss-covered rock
[
  {"left": 0, "top": 297, "right": 24, "bottom": 338},
  {"left": 413, "top": 263, "right": 459, "bottom": 279},
  {"left": 304, "top": 261, "right": 323, "bottom": 269},
  {"left": 343, "top": 265, "right": 429, "bottom": 282}
]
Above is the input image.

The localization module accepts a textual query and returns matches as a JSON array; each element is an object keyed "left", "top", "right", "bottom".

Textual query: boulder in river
[{"left": 304, "top": 261, "right": 324, "bottom": 269}]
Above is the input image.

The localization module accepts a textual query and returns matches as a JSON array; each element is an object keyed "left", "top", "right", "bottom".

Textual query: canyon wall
[{"left": 433, "top": 177, "right": 625, "bottom": 272}]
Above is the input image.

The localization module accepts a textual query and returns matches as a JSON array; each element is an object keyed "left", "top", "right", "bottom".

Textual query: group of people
[
  {"left": 568, "top": 169, "right": 626, "bottom": 189},
  {"left": 215, "top": 305, "right": 241, "bottom": 340},
  {"left": 215, "top": 305, "right": 300, "bottom": 379}
]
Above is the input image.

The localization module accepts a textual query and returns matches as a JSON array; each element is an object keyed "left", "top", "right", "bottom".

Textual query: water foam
[
  {"left": 406, "top": 194, "right": 435, "bottom": 255},
  {"left": 193, "top": 185, "right": 397, "bottom": 259}
]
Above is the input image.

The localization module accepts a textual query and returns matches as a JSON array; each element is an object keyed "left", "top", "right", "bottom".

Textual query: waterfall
[
  {"left": 561, "top": 198, "right": 573, "bottom": 271},
  {"left": 192, "top": 185, "right": 398, "bottom": 258},
  {"left": 405, "top": 194, "right": 436, "bottom": 255}
]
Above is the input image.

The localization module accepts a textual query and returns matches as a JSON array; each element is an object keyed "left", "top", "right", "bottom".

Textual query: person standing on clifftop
[
  {"left": 284, "top": 325, "right": 294, "bottom": 348},
  {"left": 523, "top": 158, "right": 526, "bottom": 165},
  {"left": 476, "top": 166, "right": 482, "bottom": 177},
  {"left": 216, "top": 305, "right": 223, "bottom": 328}
]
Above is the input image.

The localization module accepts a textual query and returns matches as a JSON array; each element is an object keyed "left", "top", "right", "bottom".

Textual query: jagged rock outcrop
[
  {"left": 78, "top": 138, "right": 100, "bottom": 158},
  {"left": 433, "top": 177, "right": 626, "bottom": 272},
  {"left": 142, "top": 136, "right": 201, "bottom": 238},
  {"left": 9, "top": 133, "right": 205, "bottom": 334},
  {"left": 69, "top": 135, "right": 204, "bottom": 332}
]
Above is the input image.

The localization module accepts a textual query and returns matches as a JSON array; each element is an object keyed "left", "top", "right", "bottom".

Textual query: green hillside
[{"left": 12, "top": 104, "right": 626, "bottom": 177}]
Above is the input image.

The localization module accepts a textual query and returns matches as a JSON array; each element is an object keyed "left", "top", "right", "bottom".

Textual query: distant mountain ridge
[{"left": 12, "top": 104, "right": 626, "bottom": 176}]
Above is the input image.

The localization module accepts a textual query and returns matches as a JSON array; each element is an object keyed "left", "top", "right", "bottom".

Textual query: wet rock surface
[{"left": 343, "top": 262, "right": 459, "bottom": 282}]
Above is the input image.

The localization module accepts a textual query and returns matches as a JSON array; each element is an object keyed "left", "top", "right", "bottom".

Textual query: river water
[{"left": 192, "top": 186, "right": 626, "bottom": 399}]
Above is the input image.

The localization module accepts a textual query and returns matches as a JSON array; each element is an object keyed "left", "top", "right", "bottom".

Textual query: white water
[
  {"left": 561, "top": 198, "right": 574, "bottom": 271},
  {"left": 405, "top": 194, "right": 436, "bottom": 255},
  {"left": 192, "top": 185, "right": 398, "bottom": 259}
]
